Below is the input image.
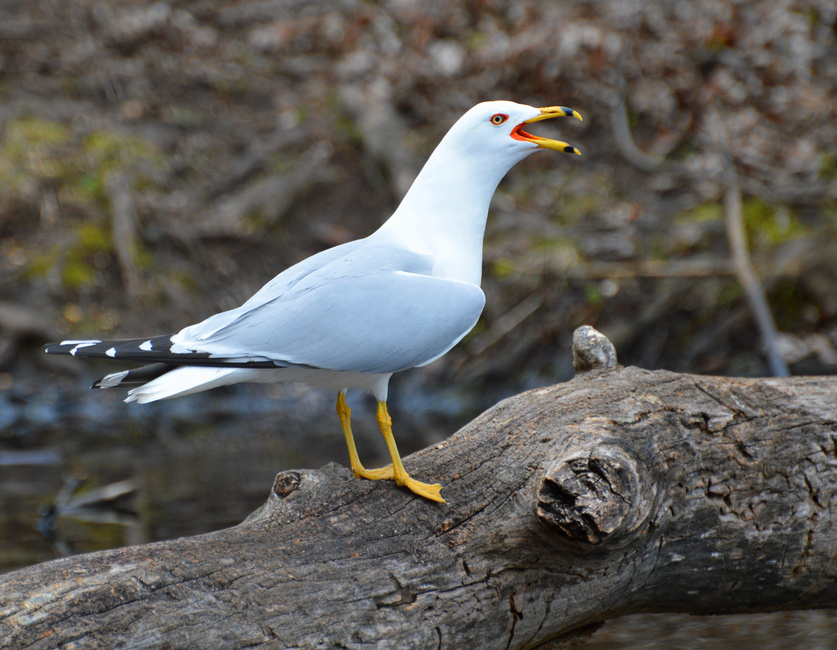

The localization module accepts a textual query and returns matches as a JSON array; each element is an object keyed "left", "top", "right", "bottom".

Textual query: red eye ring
[{"left": 490, "top": 113, "right": 509, "bottom": 125}]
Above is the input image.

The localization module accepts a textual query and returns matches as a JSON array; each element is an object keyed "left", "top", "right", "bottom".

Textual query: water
[
  {"left": 1, "top": 427, "right": 324, "bottom": 572},
  {"left": 0, "top": 379, "right": 442, "bottom": 574}
]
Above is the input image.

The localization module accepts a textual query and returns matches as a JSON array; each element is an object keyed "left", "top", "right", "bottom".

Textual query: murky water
[
  {"left": 0, "top": 379, "right": 449, "bottom": 574},
  {"left": 1, "top": 434, "right": 303, "bottom": 570}
]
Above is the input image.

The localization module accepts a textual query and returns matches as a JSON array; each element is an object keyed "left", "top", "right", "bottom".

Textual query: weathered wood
[{"left": 2, "top": 326, "right": 836, "bottom": 649}]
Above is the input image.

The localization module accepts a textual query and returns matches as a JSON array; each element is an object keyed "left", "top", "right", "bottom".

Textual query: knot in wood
[
  {"left": 537, "top": 445, "right": 652, "bottom": 548},
  {"left": 273, "top": 471, "right": 302, "bottom": 498},
  {"left": 572, "top": 325, "right": 618, "bottom": 375}
]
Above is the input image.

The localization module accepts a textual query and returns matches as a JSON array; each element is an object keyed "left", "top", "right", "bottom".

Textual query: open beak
[{"left": 512, "top": 106, "right": 583, "bottom": 154}]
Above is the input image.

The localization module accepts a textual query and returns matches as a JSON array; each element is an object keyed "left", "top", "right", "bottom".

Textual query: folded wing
[{"left": 46, "top": 243, "right": 486, "bottom": 375}]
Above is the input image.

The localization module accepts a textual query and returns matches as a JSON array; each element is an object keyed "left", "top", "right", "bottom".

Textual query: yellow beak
[{"left": 512, "top": 106, "right": 583, "bottom": 154}]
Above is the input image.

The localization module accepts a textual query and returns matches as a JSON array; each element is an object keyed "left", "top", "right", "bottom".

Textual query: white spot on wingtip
[
  {"left": 106, "top": 347, "right": 117, "bottom": 358},
  {"left": 99, "top": 370, "right": 129, "bottom": 388},
  {"left": 170, "top": 343, "right": 192, "bottom": 354},
  {"left": 139, "top": 340, "right": 153, "bottom": 351},
  {"left": 61, "top": 339, "right": 101, "bottom": 346},
  {"left": 69, "top": 341, "right": 99, "bottom": 356}
]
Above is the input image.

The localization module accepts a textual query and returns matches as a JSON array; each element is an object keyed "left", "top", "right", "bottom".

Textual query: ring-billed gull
[{"left": 45, "top": 100, "right": 582, "bottom": 503}]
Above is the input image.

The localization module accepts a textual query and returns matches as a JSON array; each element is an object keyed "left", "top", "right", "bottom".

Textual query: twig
[
  {"left": 468, "top": 293, "right": 542, "bottom": 356},
  {"left": 724, "top": 171, "right": 789, "bottom": 377},
  {"left": 106, "top": 171, "right": 141, "bottom": 300},
  {"left": 0, "top": 301, "right": 54, "bottom": 337},
  {"left": 192, "top": 141, "right": 334, "bottom": 238},
  {"left": 698, "top": 106, "right": 790, "bottom": 378},
  {"left": 608, "top": 91, "right": 665, "bottom": 173},
  {"left": 558, "top": 258, "right": 735, "bottom": 279}
]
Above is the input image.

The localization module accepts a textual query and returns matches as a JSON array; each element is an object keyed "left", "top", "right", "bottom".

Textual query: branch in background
[
  {"left": 608, "top": 91, "right": 665, "bottom": 173},
  {"left": 190, "top": 141, "right": 334, "bottom": 238},
  {"left": 559, "top": 258, "right": 735, "bottom": 279},
  {"left": 0, "top": 302, "right": 53, "bottom": 338},
  {"left": 339, "top": 78, "right": 420, "bottom": 198},
  {"left": 0, "top": 301, "right": 55, "bottom": 366},
  {"left": 105, "top": 172, "right": 141, "bottom": 300},
  {"left": 724, "top": 171, "right": 790, "bottom": 377},
  {"left": 467, "top": 293, "right": 542, "bottom": 356},
  {"left": 204, "top": 130, "right": 311, "bottom": 201}
]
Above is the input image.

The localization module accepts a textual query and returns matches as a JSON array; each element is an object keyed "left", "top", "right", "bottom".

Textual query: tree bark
[{"left": 2, "top": 326, "right": 836, "bottom": 649}]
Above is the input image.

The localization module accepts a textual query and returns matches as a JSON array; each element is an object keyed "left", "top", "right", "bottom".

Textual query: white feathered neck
[{"left": 373, "top": 102, "right": 540, "bottom": 286}]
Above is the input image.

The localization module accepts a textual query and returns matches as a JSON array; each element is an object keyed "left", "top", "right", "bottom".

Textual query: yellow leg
[
  {"left": 375, "top": 400, "right": 445, "bottom": 503},
  {"left": 336, "top": 392, "right": 393, "bottom": 480},
  {"left": 335, "top": 393, "right": 445, "bottom": 502}
]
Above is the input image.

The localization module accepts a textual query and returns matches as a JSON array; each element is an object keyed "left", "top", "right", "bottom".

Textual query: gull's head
[
  {"left": 387, "top": 100, "right": 584, "bottom": 246},
  {"left": 441, "top": 100, "right": 582, "bottom": 166}
]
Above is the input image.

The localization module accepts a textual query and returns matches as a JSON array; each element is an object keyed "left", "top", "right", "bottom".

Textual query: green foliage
[
  {"left": 61, "top": 222, "right": 113, "bottom": 290},
  {"left": 818, "top": 152, "right": 837, "bottom": 181},
  {"left": 678, "top": 199, "right": 806, "bottom": 248},
  {"left": 584, "top": 282, "right": 604, "bottom": 308},
  {"left": 550, "top": 172, "right": 612, "bottom": 224},
  {"left": 490, "top": 256, "right": 516, "bottom": 280},
  {"left": 21, "top": 222, "right": 113, "bottom": 292},
  {"left": 0, "top": 117, "right": 71, "bottom": 195},
  {"left": 718, "top": 281, "right": 743, "bottom": 306},
  {"left": 79, "top": 130, "right": 162, "bottom": 205},
  {"left": 460, "top": 318, "right": 486, "bottom": 343},
  {"left": 0, "top": 115, "right": 163, "bottom": 209},
  {"left": 743, "top": 198, "right": 807, "bottom": 246},
  {"left": 19, "top": 244, "right": 62, "bottom": 281},
  {"left": 679, "top": 203, "right": 723, "bottom": 223},
  {"left": 771, "top": 280, "right": 811, "bottom": 330},
  {"left": 1, "top": 116, "right": 166, "bottom": 292},
  {"left": 335, "top": 114, "right": 364, "bottom": 149}
]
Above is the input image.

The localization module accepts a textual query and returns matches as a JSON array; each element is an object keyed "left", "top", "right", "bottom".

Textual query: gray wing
[
  {"left": 178, "top": 238, "right": 369, "bottom": 341},
  {"left": 173, "top": 243, "right": 486, "bottom": 374}
]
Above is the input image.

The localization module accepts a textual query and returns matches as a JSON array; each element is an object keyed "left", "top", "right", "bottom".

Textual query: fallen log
[{"left": 1, "top": 326, "right": 836, "bottom": 649}]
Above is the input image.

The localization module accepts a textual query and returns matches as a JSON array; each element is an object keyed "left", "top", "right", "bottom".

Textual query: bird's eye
[{"left": 490, "top": 113, "right": 509, "bottom": 125}]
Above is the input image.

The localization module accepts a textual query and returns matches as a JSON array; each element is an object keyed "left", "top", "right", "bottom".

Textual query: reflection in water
[
  {"left": 0, "top": 427, "right": 343, "bottom": 573},
  {"left": 37, "top": 476, "right": 142, "bottom": 558},
  {"left": 1, "top": 375, "right": 459, "bottom": 574},
  {"left": 0, "top": 382, "right": 433, "bottom": 573}
]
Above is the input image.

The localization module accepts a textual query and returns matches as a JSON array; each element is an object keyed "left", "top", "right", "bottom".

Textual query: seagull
[{"left": 44, "top": 100, "right": 582, "bottom": 503}]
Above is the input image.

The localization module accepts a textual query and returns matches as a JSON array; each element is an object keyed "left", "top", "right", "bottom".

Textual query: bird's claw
[{"left": 353, "top": 464, "right": 445, "bottom": 503}]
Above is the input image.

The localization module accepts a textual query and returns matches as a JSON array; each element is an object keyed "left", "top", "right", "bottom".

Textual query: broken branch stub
[
  {"left": 537, "top": 438, "right": 659, "bottom": 549},
  {"left": 541, "top": 326, "right": 654, "bottom": 548},
  {"left": 573, "top": 324, "right": 619, "bottom": 374}
]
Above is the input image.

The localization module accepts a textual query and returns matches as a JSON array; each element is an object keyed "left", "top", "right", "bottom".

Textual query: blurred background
[{"left": 1, "top": 0, "right": 836, "bottom": 645}]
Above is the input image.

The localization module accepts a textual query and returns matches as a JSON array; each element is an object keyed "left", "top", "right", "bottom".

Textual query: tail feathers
[
  {"left": 93, "top": 363, "right": 172, "bottom": 389},
  {"left": 44, "top": 335, "right": 278, "bottom": 368},
  {"left": 125, "top": 366, "right": 254, "bottom": 404}
]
